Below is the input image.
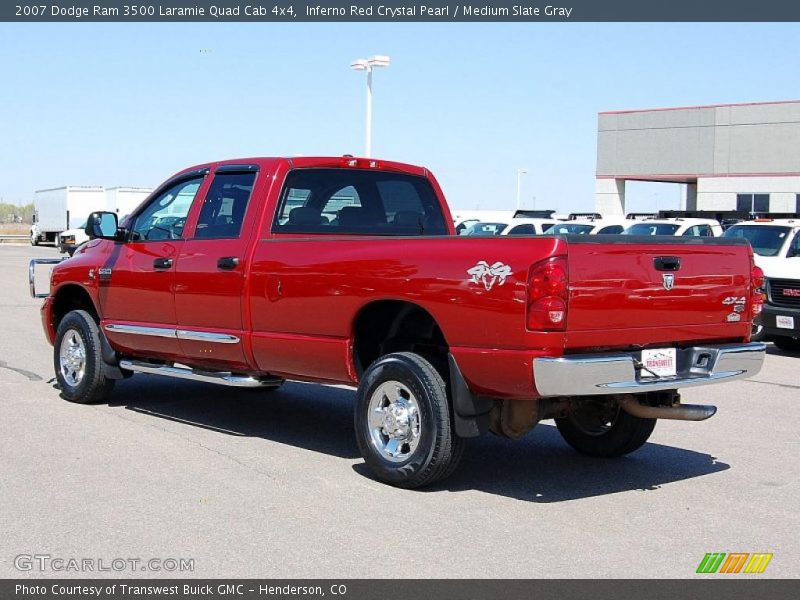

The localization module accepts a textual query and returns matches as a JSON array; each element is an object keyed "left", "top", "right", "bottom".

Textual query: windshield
[
  {"left": 545, "top": 223, "right": 594, "bottom": 235},
  {"left": 624, "top": 223, "right": 680, "bottom": 236},
  {"left": 463, "top": 222, "right": 507, "bottom": 236},
  {"left": 723, "top": 225, "right": 792, "bottom": 257}
]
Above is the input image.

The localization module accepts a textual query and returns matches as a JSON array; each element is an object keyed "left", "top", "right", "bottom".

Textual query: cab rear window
[{"left": 273, "top": 169, "right": 447, "bottom": 236}]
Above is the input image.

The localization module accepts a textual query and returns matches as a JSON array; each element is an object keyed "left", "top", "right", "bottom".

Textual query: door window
[
  {"left": 130, "top": 177, "right": 203, "bottom": 241},
  {"left": 195, "top": 172, "right": 257, "bottom": 239}
]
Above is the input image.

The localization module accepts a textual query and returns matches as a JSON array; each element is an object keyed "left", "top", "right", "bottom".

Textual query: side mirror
[{"left": 85, "top": 211, "right": 119, "bottom": 240}]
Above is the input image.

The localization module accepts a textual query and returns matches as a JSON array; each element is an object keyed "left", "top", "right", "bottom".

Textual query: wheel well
[
  {"left": 352, "top": 301, "right": 448, "bottom": 377},
  {"left": 51, "top": 285, "right": 99, "bottom": 329}
]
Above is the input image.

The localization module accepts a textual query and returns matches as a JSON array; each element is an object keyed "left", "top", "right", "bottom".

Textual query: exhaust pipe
[{"left": 619, "top": 395, "right": 716, "bottom": 421}]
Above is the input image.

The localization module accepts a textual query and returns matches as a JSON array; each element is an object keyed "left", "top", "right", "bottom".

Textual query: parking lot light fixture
[
  {"left": 516, "top": 168, "right": 528, "bottom": 210},
  {"left": 350, "top": 55, "right": 391, "bottom": 157}
]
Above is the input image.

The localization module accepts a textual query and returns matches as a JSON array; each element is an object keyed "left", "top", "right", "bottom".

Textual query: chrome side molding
[
  {"left": 105, "top": 323, "right": 240, "bottom": 344},
  {"left": 119, "top": 359, "right": 280, "bottom": 388},
  {"left": 176, "top": 329, "right": 240, "bottom": 344},
  {"left": 105, "top": 324, "right": 177, "bottom": 339}
]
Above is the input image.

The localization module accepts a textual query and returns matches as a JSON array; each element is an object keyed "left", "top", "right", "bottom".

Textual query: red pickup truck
[{"left": 32, "top": 156, "right": 766, "bottom": 488}]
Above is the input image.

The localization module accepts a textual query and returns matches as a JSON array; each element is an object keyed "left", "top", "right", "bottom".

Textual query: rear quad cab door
[
  {"left": 99, "top": 173, "right": 209, "bottom": 359},
  {"left": 173, "top": 165, "right": 263, "bottom": 371}
]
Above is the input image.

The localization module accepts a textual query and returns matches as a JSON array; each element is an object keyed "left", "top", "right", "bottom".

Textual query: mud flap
[{"left": 448, "top": 353, "right": 493, "bottom": 438}]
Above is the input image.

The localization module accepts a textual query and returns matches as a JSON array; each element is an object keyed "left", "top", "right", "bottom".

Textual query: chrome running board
[{"left": 119, "top": 359, "right": 281, "bottom": 388}]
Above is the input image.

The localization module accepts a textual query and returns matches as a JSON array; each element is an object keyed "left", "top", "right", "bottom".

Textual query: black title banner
[{"left": 4, "top": 0, "right": 800, "bottom": 22}]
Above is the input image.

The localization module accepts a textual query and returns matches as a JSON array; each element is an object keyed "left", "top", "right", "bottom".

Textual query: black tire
[
  {"left": 751, "top": 322, "right": 765, "bottom": 342},
  {"left": 556, "top": 400, "right": 656, "bottom": 458},
  {"left": 354, "top": 352, "right": 465, "bottom": 489},
  {"left": 54, "top": 309, "right": 115, "bottom": 404},
  {"left": 773, "top": 336, "right": 800, "bottom": 353}
]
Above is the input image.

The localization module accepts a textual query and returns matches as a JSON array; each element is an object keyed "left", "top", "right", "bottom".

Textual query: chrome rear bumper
[{"left": 533, "top": 342, "right": 766, "bottom": 397}]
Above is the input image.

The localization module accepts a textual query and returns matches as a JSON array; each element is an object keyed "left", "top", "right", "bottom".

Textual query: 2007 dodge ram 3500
[{"left": 31, "top": 156, "right": 767, "bottom": 488}]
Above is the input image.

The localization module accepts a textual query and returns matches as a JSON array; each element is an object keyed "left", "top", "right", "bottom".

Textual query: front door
[
  {"left": 173, "top": 166, "right": 260, "bottom": 371},
  {"left": 99, "top": 174, "right": 207, "bottom": 359}
]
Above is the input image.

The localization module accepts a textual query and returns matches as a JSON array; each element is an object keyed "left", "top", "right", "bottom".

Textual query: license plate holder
[
  {"left": 640, "top": 348, "right": 677, "bottom": 378},
  {"left": 776, "top": 315, "right": 795, "bottom": 329}
]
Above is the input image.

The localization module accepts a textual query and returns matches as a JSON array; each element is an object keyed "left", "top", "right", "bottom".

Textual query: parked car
[
  {"left": 623, "top": 218, "right": 723, "bottom": 237},
  {"left": 501, "top": 218, "right": 559, "bottom": 235},
  {"left": 453, "top": 210, "right": 513, "bottom": 234},
  {"left": 30, "top": 156, "right": 765, "bottom": 489},
  {"left": 56, "top": 220, "right": 89, "bottom": 256},
  {"left": 723, "top": 219, "right": 800, "bottom": 350},
  {"left": 545, "top": 217, "right": 630, "bottom": 236}
]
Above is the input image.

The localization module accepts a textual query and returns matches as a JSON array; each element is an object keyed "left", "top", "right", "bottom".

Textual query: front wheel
[
  {"left": 555, "top": 399, "right": 656, "bottom": 457},
  {"left": 30, "top": 231, "right": 39, "bottom": 246},
  {"left": 354, "top": 352, "right": 464, "bottom": 489},
  {"left": 54, "top": 310, "right": 115, "bottom": 404}
]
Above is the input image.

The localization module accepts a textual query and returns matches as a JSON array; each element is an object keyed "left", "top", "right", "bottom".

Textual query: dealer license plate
[
  {"left": 641, "top": 348, "right": 677, "bottom": 378},
  {"left": 776, "top": 315, "right": 795, "bottom": 329}
]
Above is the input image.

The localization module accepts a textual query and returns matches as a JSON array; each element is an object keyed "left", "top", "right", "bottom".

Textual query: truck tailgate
[{"left": 565, "top": 236, "right": 754, "bottom": 348}]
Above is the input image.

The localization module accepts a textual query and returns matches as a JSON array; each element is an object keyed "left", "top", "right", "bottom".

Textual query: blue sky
[{"left": 1, "top": 23, "right": 798, "bottom": 213}]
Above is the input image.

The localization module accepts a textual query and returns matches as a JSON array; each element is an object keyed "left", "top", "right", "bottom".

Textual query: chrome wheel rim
[
  {"left": 367, "top": 381, "right": 422, "bottom": 463},
  {"left": 59, "top": 328, "right": 86, "bottom": 387}
]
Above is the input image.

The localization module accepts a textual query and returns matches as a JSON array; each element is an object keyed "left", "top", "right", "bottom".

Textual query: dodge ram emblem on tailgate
[
  {"left": 662, "top": 273, "right": 675, "bottom": 290},
  {"left": 467, "top": 261, "right": 512, "bottom": 291}
]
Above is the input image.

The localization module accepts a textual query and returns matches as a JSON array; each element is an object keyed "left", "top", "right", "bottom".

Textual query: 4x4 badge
[{"left": 662, "top": 273, "right": 675, "bottom": 290}]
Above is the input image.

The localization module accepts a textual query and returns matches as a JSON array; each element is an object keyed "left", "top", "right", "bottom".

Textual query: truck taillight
[
  {"left": 751, "top": 264, "right": 765, "bottom": 316},
  {"left": 527, "top": 257, "right": 568, "bottom": 331}
]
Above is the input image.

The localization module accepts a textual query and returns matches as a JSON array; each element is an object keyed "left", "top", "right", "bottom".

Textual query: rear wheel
[
  {"left": 555, "top": 399, "right": 656, "bottom": 457},
  {"left": 54, "top": 310, "right": 115, "bottom": 404},
  {"left": 773, "top": 336, "right": 800, "bottom": 353},
  {"left": 354, "top": 352, "right": 464, "bottom": 489},
  {"left": 751, "top": 322, "right": 765, "bottom": 342}
]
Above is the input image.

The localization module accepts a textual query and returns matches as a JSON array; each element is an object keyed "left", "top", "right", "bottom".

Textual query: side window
[
  {"left": 789, "top": 232, "right": 800, "bottom": 257},
  {"left": 273, "top": 169, "right": 447, "bottom": 236},
  {"left": 195, "top": 172, "right": 256, "bottom": 239},
  {"left": 697, "top": 225, "right": 712, "bottom": 237},
  {"left": 130, "top": 177, "right": 203, "bottom": 241},
  {"left": 507, "top": 224, "right": 536, "bottom": 235},
  {"left": 597, "top": 225, "right": 623, "bottom": 234},
  {"left": 682, "top": 226, "right": 700, "bottom": 237}
]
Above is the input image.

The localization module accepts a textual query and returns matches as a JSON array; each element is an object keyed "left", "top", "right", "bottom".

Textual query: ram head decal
[{"left": 467, "top": 261, "right": 512, "bottom": 291}]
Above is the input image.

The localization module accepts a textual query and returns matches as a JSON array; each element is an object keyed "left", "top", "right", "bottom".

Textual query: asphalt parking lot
[{"left": 1, "top": 244, "right": 798, "bottom": 579}]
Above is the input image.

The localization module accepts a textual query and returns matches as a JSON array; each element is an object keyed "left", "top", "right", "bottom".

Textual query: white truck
[
  {"left": 54, "top": 187, "right": 152, "bottom": 255},
  {"left": 723, "top": 219, "right": 800, "bottom": 351},
  {"left": 622, "top": 217, "right": 723, "bottom": 237},
  {"left": 30, "top": 186, "right": 105, "bottom": 246}
]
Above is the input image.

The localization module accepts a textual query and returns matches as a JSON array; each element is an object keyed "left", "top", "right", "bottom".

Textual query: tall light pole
[
  {"left": 350, "top": 55, "right": 390, "bottom": 157},
  {"left": 516, "top": 168, "right": 528, "bottom": 210}
]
